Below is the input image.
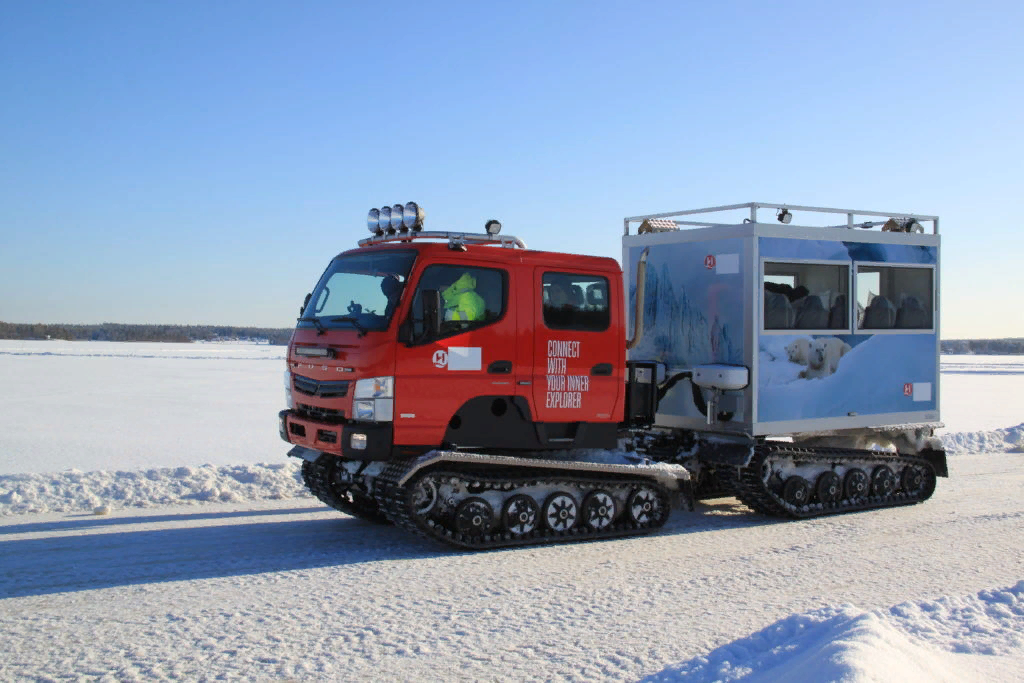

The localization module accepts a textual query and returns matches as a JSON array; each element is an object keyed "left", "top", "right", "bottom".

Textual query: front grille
[
  {"left": 293, "top": 374, "right": 350, "bottom": 399},
  {"left": 297, "top": 403, "right": 345, "bottom": 423}
]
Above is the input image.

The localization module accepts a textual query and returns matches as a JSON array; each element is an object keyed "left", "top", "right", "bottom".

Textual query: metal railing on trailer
[{"left": 623, "top": 202, "right": 939, "bottom": 236}]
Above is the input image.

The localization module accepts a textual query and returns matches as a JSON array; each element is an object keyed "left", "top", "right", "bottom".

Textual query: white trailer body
[{"left": 623, "top": 203, "right": 940, "bottom": 438}]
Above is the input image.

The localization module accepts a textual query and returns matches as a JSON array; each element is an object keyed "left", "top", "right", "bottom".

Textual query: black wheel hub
[{"left": 454, "top": 497, "right": 494, "bottom": 536}]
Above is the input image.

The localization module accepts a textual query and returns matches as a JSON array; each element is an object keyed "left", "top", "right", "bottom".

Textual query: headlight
[
  {"left": 354, "top": 400, "right": 375, "bottom": 420},
  {"left": 354, "top": 376, "right": 394, "bottom": 399}
]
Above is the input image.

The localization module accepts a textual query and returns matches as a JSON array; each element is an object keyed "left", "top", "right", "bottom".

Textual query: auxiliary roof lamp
[
  {"left": 485, "top": 219, "right": 502, "bottom": 235},
  {"left": 366, "top": 202, "right": 426, "bottom": 236},
  {"left": 777, "top": 208, "right": 793, "bottom": 224}
]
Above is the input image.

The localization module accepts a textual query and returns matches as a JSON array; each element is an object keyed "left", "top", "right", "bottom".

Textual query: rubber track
[
  {"left": 733, "top": 443, "right": 938, "bottom": 518},
  {"left": 301, "top": 457, "right": 390, "bottom": 524},
  {"left": 372, "top": 460, "right": 673, "bottom": 550}
]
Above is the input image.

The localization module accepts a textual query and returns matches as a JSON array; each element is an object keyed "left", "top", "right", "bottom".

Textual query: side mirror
[{"left": 300, "top": 292, "right": 312, "bottom": 316}]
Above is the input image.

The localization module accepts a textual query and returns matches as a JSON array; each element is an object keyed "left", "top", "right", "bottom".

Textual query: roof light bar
[{"left": 367, "top": 202, "right": 425, "bottom": 236}]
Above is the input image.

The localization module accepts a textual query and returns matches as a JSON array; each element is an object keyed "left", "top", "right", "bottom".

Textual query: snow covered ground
[{"left": 1, "top": 341, "right": 1023, "bottom": 681}]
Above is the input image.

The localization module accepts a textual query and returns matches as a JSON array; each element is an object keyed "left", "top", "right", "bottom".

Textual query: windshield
[{"left": 300, "top": 250, "right": 416, "bottom": 333}]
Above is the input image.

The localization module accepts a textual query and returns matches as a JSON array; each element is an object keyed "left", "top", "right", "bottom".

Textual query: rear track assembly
[{"left": 731, "top": 443, "right": 938, "bottom": 518}]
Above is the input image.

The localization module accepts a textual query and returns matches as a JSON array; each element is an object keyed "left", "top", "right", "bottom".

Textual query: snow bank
[
  {"left": 941, "top": 423, "right": 1024, "bottom": 455},
  {"left": 0, "top": 462, "right": 306, "bottom": 516},
  {"left": 644, "top": 581, "right": 1024, "bottom": 682}
]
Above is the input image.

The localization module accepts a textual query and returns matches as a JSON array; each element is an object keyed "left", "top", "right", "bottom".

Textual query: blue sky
[{"left": 1, "top": 1, "right": 1021, "bottom": 338}]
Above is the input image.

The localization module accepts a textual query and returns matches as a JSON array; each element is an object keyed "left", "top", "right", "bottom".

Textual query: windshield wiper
[
  {"left": 297, "top": 316, "right": 327, "bottom": 335},
  {"left": 325, "top": 316, "right": 368, "bottom": 337}
]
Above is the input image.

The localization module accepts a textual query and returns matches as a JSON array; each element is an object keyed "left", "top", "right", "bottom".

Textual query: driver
[
  {"left": 380, "top": 274, "right": 404, "bottom": 319},
  {"left": 441, "top": 272, "right": 485, "bottom": 322}
]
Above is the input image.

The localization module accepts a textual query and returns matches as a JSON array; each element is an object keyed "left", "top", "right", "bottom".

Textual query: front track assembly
[
  {"left": 300, "top": 455, "right": 390, "bottom": 524},
  {"left": 732, "top": 443, "right": 941, "bottom": 518},
  {"left": 372, "top": 452, "right": 690, "bottom": 550}
]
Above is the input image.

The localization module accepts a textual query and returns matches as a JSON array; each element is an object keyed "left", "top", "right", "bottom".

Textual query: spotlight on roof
[
  {"left": 905, "top": 219, "right": 924, "bottom": 233},
  {"left": 403, "top": 202, "right": 425, "bottom": 232},
  {"left": 390, "top": 204, "right": 405, "bottom": 233},
  {"left": 367, "top": 208, "right": 382, "bottom": 235},
  {"left": 378, "top": 206, "right": 393, "bottom": 234},
  {"left": 777, "top": 208, "right": 793, "bottom": 224},
  {"left": 485, "top": 219, "right": 502, "bottom": 235}
]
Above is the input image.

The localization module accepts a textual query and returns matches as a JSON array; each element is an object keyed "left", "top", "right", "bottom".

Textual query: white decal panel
[
  {"left": 913, "top": 382, "right": 932, "bottom": 402},
  {"left": 545, "top": 339, "right": 589, "bottom": 409},
  {"left": 447, "top": 347, "right": 482, "bottom": 371},
  {"left": 716, "top": 253, "right": 739, "bottom": 274}
]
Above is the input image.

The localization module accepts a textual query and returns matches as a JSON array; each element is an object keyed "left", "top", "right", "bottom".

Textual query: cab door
[
  {"left": 531, "top": 268, "right": 622, "bottom": 424},
  {"left": 393, "top": 262, "right": 516, "bottom": 448}
]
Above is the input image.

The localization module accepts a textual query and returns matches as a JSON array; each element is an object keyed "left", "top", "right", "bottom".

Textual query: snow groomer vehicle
[{"left": 279, "top": 201, "right": 948, "bottom": 549}]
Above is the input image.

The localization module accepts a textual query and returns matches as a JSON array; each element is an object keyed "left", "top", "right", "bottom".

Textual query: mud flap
[
  {"left": 919, "top": 448, "right": 949, "bottom": 478},
  {"left": 287, "top": 445, "right": 324, "bottom": 463},
  {"left": 673, "top": 477, "right": 696, "bottom": 511}
]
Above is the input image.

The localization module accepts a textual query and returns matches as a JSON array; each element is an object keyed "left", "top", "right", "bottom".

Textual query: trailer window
[
  {"left": 856, "top": 265, "right": 933, "bottom": 330},
  {"left": 542, "top": 273, "right": 610, "bottom": 331},
  {"left": 408, "top": 264, "right": 507, "bottom": 339},
  {"left": 763, "top": 262, "right": 849, "bottom": 331}
]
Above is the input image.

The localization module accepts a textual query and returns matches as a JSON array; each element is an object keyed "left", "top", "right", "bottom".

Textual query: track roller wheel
[
  {"left": 581, "top": 490, "right": 616, "bottom": 531},
  {"left": 844, "top": 468, "right": 868, "bottom": 499},
  {"left": 410, "top": 474, "right": 439, "bottom": 516},
  {"left": 502, "top": 494, "right": 539, "bottom": 536},
  {"left": 627, "top": 486, "right": 664, "bottom": 526},
  {"left": 815, "top": 471, "right": 842, "bottom": 505},
  {"left": 543, "top": 492, "right": 579, "bottom": 532},
  {"left": 871, "top": 465, "right": 897, "bottom": 497},
  {"left": 782, "top": 476, "right": 811, "bottom": 507},
  {"left": 454, "top": 497, "right": 494, "bottom": 536},
  {"left": 900, "top": 464, "right": 927, "bottom": 495}
]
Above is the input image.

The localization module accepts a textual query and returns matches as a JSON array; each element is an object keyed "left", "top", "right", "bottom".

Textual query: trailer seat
[
  {"left": 764, "top": 291, "right": 795, "bottom": 329},
  {"left": 828, "top": 294, "right": 848, "bottom": 329},
  {"left": 795, "top": 295, "right": 829, "bottom": 329},
  {"left": 895, "top": 295, "right": 929, "bottom": 329},
  {"left": 862, "top": 295, "right": 897, "bottom": 329}
]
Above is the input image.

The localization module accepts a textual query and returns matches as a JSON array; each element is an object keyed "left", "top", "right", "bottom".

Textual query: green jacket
[{"left": 441, "top": 272, "right": 486, "bottom": 322}]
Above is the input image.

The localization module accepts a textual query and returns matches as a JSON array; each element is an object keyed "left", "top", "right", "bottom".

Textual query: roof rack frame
[
  {"left": 624, "top": 202, "right": 939, "bottom": 236},
  {"left": 358, "top": 231, "right": 527, "bottom": 249}
]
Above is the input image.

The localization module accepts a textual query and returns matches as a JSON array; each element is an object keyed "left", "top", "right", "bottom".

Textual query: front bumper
[{"left": 279, "top": 409, "right": 394, "bottom": 461}]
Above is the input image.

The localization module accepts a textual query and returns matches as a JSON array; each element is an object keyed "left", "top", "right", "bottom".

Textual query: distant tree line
[
  {"left": 0, "top": 321, "right": 292, "bottom": 345},
  {"left": 941, "top": 339, "right": 1024, "bottom": 355},
  {"left": 1, "top": 320, "right": 1021, "bottom": 353}
]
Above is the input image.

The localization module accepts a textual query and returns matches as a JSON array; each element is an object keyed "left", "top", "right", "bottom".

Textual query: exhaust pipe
[{"left": 626, "top": 247, "right": 649, "bottom": 350}]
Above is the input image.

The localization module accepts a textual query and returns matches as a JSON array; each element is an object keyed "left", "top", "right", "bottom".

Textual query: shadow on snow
[{"left": 0, "top": 498, "right": 784, "bottom": 600}]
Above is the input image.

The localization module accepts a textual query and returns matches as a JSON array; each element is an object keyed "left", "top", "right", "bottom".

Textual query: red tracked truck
[{"left": 280, "top": 202, "right": 948, "bottom": 549}]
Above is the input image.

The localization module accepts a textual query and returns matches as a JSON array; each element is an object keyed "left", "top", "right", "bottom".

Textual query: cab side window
[
  {"left": 543, "top": 272, "right": 610, "bottom": 331},
  {"left": 409, "top": 265, "right": 507, "bottom": 340}
]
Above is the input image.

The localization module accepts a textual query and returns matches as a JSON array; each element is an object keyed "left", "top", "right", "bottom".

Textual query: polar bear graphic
[
  {"left": 785, "top": 338, "right": 812, "bottom": 366},
  {"left": 799, "top": 337, "right": 852, "bottom": 379}
]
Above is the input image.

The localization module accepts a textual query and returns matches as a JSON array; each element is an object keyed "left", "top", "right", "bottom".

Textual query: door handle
[
  {"left": 591, "top": 363, "right": 613, "bottom": 376},
  {"left": 488, "top": 360, "right": 513, "bottom": 374}
]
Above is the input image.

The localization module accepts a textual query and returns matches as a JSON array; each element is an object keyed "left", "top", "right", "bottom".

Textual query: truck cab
[{"left": 280, "top": 217, "right": 626, "bottom": 462}]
